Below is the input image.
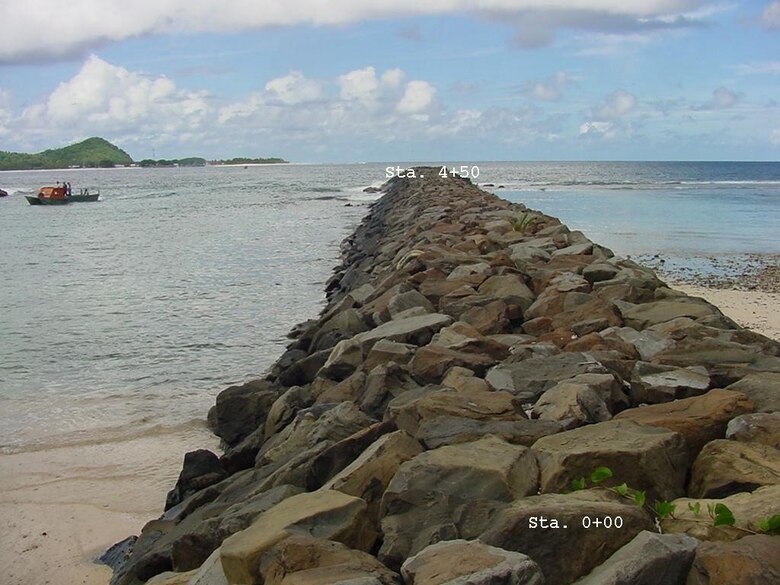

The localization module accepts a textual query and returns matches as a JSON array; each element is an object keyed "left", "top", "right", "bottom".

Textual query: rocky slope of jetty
[{"left": 109, "top": 170, "right": 780, "bottom": 585}]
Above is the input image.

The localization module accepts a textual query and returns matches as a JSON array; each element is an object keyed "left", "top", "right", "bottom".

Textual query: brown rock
[
  {"left": 686, "top": 535, "right": 780, "bottom": 585},
  {"left": 615, "top": 389, "right": 754, "bottom": 460},
  {"left": 688, "top": 439, "right": 780, "bottom": 498},
  {"left": 661, "top": 485, "right": 780, "bottom": 541},
  {"left": 220, "top": 490, "right": 376, "bottom": 584},
  {"left": 401, "top": 539, "right": 544, "bottom": 585},
  {"left": 257, "top": 535, "right": 400, "bottom": 585},
  {"left": 387, "top": 386, "right": 525, "bottom": 435},
  {"left": 409, "top": 345, "right": 497, "bottom": 383},
  {"left": 322, "top": 430, "right": 423, "bottom": 522},
  {"left": 460, "top": 299, "right": 511, "bottom": 335},
  {"left": 532, "top": 419, "right": 688, "bottom": 501},
  {"left": 726, "top": 372, "right": 780, "bottom": 413},
  {"left": 379, "top": 436, "right": 539, "bottom": 569}
]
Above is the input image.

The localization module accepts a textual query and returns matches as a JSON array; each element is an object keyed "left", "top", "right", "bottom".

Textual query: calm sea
[{"left": 1, "top": 161, "right": 778, "bottom": 453}]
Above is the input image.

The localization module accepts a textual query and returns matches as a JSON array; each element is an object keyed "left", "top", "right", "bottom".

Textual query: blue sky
[{"left": 1, "top": 1, "right": 779, "bottom": 162}]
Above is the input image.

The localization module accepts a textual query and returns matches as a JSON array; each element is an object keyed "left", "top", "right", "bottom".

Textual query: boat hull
[{"left": 26, "top": 193, "right": 100, "bottom": 205}]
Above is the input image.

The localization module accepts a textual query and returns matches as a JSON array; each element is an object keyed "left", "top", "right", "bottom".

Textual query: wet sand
[{"left": 0, "top": 426, "right": 219, "bottom": 585}]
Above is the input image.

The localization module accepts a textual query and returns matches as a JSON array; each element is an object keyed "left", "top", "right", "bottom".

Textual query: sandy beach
[{"left": 0, "top": 427, "right": 219, "bottom": 585}]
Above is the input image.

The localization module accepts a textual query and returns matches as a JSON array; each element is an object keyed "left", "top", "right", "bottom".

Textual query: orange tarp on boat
[{"left": 39, "top": 187, "right": 67, "bottom": 199}]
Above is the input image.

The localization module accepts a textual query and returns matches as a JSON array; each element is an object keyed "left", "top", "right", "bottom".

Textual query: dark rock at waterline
[
  {"left": 208, "top": 379, "right": 279, "bottom": 445},
  {"left": 99, "top": 535, "right": 136, "bottom": 574},
  {"left": 165, "top": 450, "right": 227, "bottom": 511}
]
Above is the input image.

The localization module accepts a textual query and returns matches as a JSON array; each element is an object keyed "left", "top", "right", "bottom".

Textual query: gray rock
[
  {"left": 486, "top": 352, "right": 610, "bottom": 401},
  {"left": 726, "top": 372, "right": 780, "bottom": 412},
  {"left": 726, "top": 412, "right": 780, "bottom": 448},
  {"left": 551, "top": 242, "right": 593, "bottom": 256},
  {"left": 573, "top": 530, "right": 698, "bottom": 585},
  {"left": 209, "top": 380, "right": 278, "bottom": 445},
  {"left": 416, "top": 416, "right": 564, "bottom": 449},
  {"left": 354, "top": 313, "right": 454, "bottom": 351},
  {"left": 480, "top": 490, "right": 654, "bottom": 585},
  {"left": 629, "top": 361, "right": 710, "bottom": 404}
]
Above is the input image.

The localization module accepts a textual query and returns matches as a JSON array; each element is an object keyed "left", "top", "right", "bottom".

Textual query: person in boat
[{"left": 65, "top": 182, "right": 72, "bottom": 196}]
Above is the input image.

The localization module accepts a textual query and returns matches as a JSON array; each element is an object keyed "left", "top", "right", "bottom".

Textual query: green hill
[{"left": 0, "top": 137, "right": 134, "bottom": 170}]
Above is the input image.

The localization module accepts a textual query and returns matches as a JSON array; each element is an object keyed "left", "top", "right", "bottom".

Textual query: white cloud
[
  {"left": 524, "top": 71, "right": 573, "bottom": 101},
  {"left": 1, "top": 1, "right": 711, "bottom": 64},
  {"left": 730, "top": 61, "right": 780, "bottom": 75},
  {"left": 579, "top": 120, "right": 614, "bottom": 136},
  {"left": 17, "top": 55, "right": 210, "bottom": 143},
  {"left": 762, "top": 1, "right": 780, "bottom": 29},
  {"left": 594, "top": 90, "right": 637, "bottom": 119},
  {"left": 396, "top": 81, "right": 437, "bottom": 115},
  {"left": 265, "top": 71, "right": 323, "bottom": 105}
]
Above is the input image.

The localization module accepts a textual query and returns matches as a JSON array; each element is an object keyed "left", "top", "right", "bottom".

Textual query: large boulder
[
  {"left": 409, "top": 345, "right": 497, "bottom": 383},
  {"left": 387, "top": 386, "right": 525, "bottom": 435},
  {"left": 379, "top": 436, "right": 539, "bottom": 569},
  {"left": 614, "top": 299, "right": 720, "bottom": 330},
  {"left": 322, "top": 430, "right": 423, "bottom": 521},
  {"left": 166, "top": 450, "right": 227, "bottom": 511},
  {"left": 661, "top": 485, "right": 780, "bottom": 540},
  {"left": 532, "top": 419, "right": 688, "bottom": 501},
  {"left": 572, "top": 530, "right": 698, "bottom": 585},
  {"left": 353, "top": 313, "right": 454, "bottom": 351},
  {"left": 628, "top": 362, "right": 710, "bottom": 404},
  {"left": 686, "top": 535, "right": 780, "bottom": 585},
  {"left": 480, "top": 489, "right": 654, "bottom": 585},
  {"left": 416, "top": 415, "right": 563, "bottom": 449},
  {"left": 486, "top": 353, "right": 610, "bottom": 402},
  {"left": 531, "top": 381, "right": 612, "bottom": 426},
  {"left": 401, "top": 540, "right": 544, "bottom": 585},
  {"left": 220, "top": 490, "right": 376, "bottom": 584},
  {"left": 210, "top": 380, "right": 279, "bottom": 445},
  {"left": 614, "top": 389, "right": 753, "bottom": 461},
  {"left": 257, "top": 535, "right": 400, "bottom": 585},
  {"left": 688, "top": 439, "right": 780, "bottom": 498},
  {"left": 725, "top": 372, "right": 780, "bottom": 413},
  {"left": 257, "top": 402, "right": 375, "bottom": 468}
]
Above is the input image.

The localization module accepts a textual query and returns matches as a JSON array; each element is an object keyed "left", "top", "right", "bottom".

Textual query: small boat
[
  {"left": 0, "top": 188, "right": 8, "bottom": 197},
  {"left": 26, "top": 186, "right": 100, "bottom": 205}
]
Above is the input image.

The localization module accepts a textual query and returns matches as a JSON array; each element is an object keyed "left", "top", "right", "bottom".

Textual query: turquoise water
[{"left": 0, "top": 161, "right": 778, "bottom": 452}]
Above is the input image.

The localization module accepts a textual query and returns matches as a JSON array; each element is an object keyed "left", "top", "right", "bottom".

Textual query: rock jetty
[{"left": 109, "top": 169, "right": 780, "bottom": 585}]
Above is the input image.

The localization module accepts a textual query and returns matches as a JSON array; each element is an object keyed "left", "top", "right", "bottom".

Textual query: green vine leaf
[
  {"left": 688, "top": 502, "right": 702, "bottom": 516},
  {"left": 634, "top": 490, "right": 646, "bottom": 508},
  {"left": 613, "top": 483, "right": 629, "bottom": 497},
  {"left": 572, "top": 477, "right": 586, "bottom": 491},
  {"left": 713, "top": 503, "right": 736, "bottom": 527},
  {"left": 654, "top": 501, "right": 676, "bottom": 520},
  {"left": 590, "top": 466, "right": 613, "bottom": 484},
  {"left": 758, "top": 515, "right": 780, "bottom": 535}
]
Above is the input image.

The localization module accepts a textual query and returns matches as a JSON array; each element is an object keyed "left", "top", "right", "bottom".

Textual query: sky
[{"left": 0, "top": 1, "right": 779, "bottom": 162}]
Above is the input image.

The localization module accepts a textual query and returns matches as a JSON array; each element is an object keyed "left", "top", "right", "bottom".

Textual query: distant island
[
  {"left": 0, "top": 137, "right": 287, "bottom": 171},
  {"left": 0, "top": 137, "right": 133, "bottom": 170}
]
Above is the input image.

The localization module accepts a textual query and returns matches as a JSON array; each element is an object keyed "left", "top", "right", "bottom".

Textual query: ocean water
[{"left": 0, "top": 161, "right": 778, "bottom": 454}]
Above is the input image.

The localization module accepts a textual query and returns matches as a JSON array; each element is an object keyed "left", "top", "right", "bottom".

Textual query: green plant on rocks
[
  {"left": 512, "top": 212, "right": 539, "bottom": 233},
  {"left": 571, "top": 466, "right": 780, "bottom": 535}
]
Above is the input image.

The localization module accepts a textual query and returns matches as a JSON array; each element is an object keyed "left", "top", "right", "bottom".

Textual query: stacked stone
[{"left": 110, "top": 169, "right": 780, "bottom": 585}]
